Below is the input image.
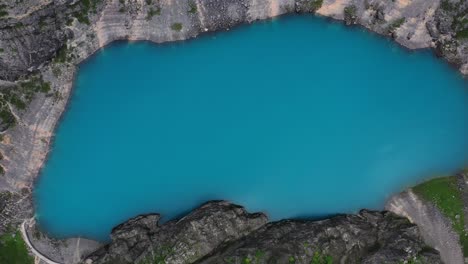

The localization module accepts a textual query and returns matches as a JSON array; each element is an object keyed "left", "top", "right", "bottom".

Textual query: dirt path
[{"left": 20, "top": 219, "right": 62, "bottom": 264}]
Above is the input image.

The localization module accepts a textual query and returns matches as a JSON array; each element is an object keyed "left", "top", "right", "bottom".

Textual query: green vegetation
[
  {"left": 343, "top": 5, "right": 357, "bottom": 23},
  {"left": 242, "top": 257, "right": 252, "bottom": 264},
  {"left": 456, "top": 29, "right": 468, "bottom": 40},
  {"left": 440, "top": 0, "right": 468, "bottom": 40},
  {"left": 440, "top": 0, "right": 455, "bottom": 12},
  {"left": 388, "top": 17, "right": 405, "bottom": 32},
  {"left": 0, "top": 231, "right": 34, "bottom": 264},
  {"left": 0, "top": 75, "right": 52, "bottom": 129},
  {"left": 228, "top": 251, "right": 332, "bottom": 264},
  {"left": 0, "top": 108, "right": 15, "bottom": 129},
  {"left": 54, "top": 45, "right": 74, "bottom": 64},
  {"left": 308, "top": 0, "right": 323, "bottom": 12},
  {"left": 118, "top": 0, "right": 126, "bottom": 12},
  {"left": 254, "top": 250, "right": 265, "bottom": 263},
  {"left": 54, "top": 46, "right": 68, "bottom": 63},
  {"left": 0, "top": 4, "right": 8, "bottom": 18},
  {"left": 72, "top": 0, "right": 102, "bottom": 25},
  {"left": 188, "top": 1, "right": 197, "bottom": 14},
  {"left": 171, "top": 23, "right": 183, "bottom": 31},
  {"left": 0, "top": 165, "right": 4, "bottom": 175},
  {"left": 146, "top": 7, "right": 161, "bottom": 20},
  {"left": 13, "top": 23, "right": 24, "bottom": 29},
  {"left": 38, "top": 17, "right": 47, "bottom": 30},
  {"left": 398, "top": 255, "right": 426, "bottom": 264},
  {"left": 310, "top": 251, "right": 333, "bottom": 264},
  {"left": 0, "top": 48, "right": 4, "bottom": 53},
  {"left": 138, "top": 246, "right": 174, "bottom": 264},
  {"left": 146, "top": 0, "right": 152, "bottom": 5},
  {"left": 413, "top": 176, "right": 468, "bottom": 255}
]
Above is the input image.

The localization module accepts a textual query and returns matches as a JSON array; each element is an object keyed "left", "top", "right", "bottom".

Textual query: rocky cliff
[
  {"left": 83, "top": 201, "right": 442, "bottom": 264},
  {"left": 0, "top": 0, "right": 467, "bottom": 263}
]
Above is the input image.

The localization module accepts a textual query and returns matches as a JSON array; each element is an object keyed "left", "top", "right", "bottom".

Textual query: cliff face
[
  {"left": 0, "top": 0, "right": 466, "bottom": 200},
  {"left": 0, "top": 0, "right": 467, "bottom": 83},
  {"left": 0, "top": 0, "right": 467, "bottom": 263},
  {"left": 83, "top": 201, "right": 442, "bottom": 264}
]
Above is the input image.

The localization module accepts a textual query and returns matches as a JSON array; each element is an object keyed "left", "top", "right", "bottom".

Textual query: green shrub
[
  {"left": 188, "top": 1, "right": 197, "bottom": 14},
  {"left": 308, "top": 0, "right": 323, "bottom": 12},
  {"left": 440, "top": 0, "right": 454, "bottom": 11},
  {"left": 146, "top": 7, "right": 161, "bottom": 20},
  {"left": 171, "top": 23, "right": 183, "bottom": 31},
  {"left": 388, "top": 17, "right": 405, "bottom": 32},
  {"left": 0, "top": 4, "right": 8, "bottom": 18},
  {"left": 456, "top": 29, "right": 468, "bottom": 40}
]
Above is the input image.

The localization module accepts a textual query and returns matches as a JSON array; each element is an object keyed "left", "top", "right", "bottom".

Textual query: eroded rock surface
[
  {"left": 0, "top": 0, "right": 467, "bottom": 263},
  {"left": 85, "top": 201, "right": 269, "bottom": 264},
  {"left": 386, "top": 190, "right": 464, "bottom": 264},
  {"left": 83, "top": 201, "right": 441, "bottom": 264}
]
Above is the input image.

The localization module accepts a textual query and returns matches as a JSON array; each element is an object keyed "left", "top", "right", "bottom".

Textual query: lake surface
[{"left": 34, "top": 15, "right": 468, "bottom": 241}]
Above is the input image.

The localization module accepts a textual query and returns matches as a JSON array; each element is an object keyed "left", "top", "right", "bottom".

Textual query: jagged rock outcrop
[
  {"left": 83, "top": 201, "right": 442, "bottom": 264},
  {"left": 432, "top": 0, "right": 468, "bottom": 74},
  {"left": 0, "top": 0, "right": 73, "bottom": 81},
  {"left": 85, "top": 201, "right": 269, "bottom": 264},
  {"left": 0, "top": 0, "right": 466, "bottom": 263}
]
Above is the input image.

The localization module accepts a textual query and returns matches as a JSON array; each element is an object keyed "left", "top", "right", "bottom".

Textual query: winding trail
[{"left": 20, "top": 219, "right": 62, "bottom": 264}]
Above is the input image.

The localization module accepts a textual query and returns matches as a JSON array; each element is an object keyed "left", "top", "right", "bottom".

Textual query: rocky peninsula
[{"left": 0, "top": 0, "right": 467, "bottom": 263}]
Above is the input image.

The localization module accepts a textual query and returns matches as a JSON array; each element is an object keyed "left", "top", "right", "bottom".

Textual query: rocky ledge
[
  {"left": 83, "top": 201, "right": 441, "bottom": 264},
  {"left": 0, "top": 0, "right": 467, "bottom": 263}
]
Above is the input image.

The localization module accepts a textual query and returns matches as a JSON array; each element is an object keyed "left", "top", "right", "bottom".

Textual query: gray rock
[
  {"left": 0, "top": 0, "right": 466, "bottom": 263},
  {"left": 84, "top": 201, "right": 441, "bottom": 264},
  {"left": 85, "top": 201, "right": 268, "bottom": 264}
]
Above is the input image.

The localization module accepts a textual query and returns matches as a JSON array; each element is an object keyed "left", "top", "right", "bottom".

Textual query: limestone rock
[{"left": 84, "top": 202, "right": 441, "bottom": 264}]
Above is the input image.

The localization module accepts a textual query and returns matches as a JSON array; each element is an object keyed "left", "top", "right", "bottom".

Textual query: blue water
[{"left": 34, "top": 15, "right": 468, "bottom": 241}]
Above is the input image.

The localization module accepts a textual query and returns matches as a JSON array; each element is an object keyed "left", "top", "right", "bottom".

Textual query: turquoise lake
[{"left": 34, "top": 15, "right": 468, "bottom": 241}]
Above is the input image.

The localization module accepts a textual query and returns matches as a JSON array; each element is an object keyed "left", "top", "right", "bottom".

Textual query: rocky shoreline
[
  {"left": 84, "top": 201, "right": 442, "bottom": 264},
  {"left": 0, "top": 0, "right": 467, "bottom": 263}
]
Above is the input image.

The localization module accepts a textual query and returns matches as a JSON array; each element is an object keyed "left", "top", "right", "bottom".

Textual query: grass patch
[
  {"left": 310, "top": 252, "right": 333, "bottom": 264},
  {"left": 171, "top": 23, "right": 183, "bottom": 31},
  {"left": 308, "top": 0, "right": 323, "bottom": 12},
  {"left": 0, "top": 231, "right": 33, "bottom": 264},
  {"left": 413, "top": 176, "right": 468, "bottom": 255}
]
